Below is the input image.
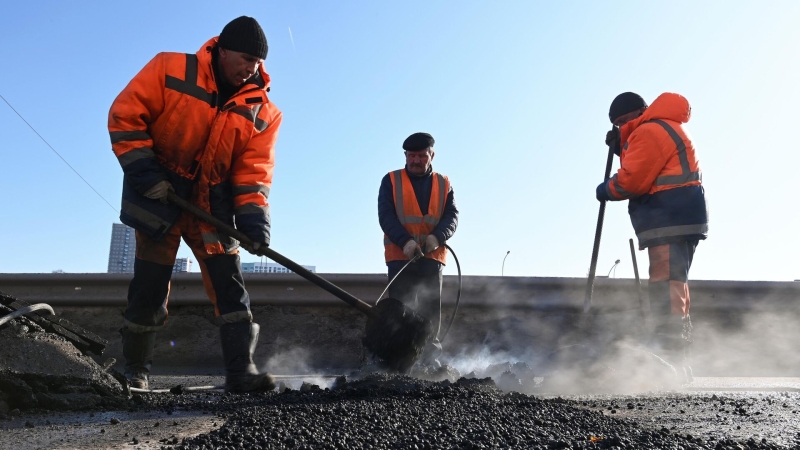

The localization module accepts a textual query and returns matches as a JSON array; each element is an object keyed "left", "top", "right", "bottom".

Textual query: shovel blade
[{"left": 362, "top": 298, "right": 435, "bottom": 373}]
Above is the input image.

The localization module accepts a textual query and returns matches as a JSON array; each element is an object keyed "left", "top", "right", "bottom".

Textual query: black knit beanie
[
  {"left": 609, "top": 92, "right": 648, "bottom": 123},
  {"left": 403, "top": 133, "right": 435, "bottom": 151},
  {"left": 218, "top": 16, "right": 268, "bottom": 60}
]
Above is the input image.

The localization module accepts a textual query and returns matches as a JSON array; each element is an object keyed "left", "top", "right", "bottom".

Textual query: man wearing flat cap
[
  {"left": 598, "top": 92, "right": 708, "bottom": 383},
  {"left": 378, "top": 132, "right": 459, "bottom": 367},
  {"left": 108, "top": 16, "right": 281, "bottom": 392}
]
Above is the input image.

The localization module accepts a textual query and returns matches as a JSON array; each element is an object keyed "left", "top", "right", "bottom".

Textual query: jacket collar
[{"left": 404, "top": 165, "right": 433, "bottom": 179}]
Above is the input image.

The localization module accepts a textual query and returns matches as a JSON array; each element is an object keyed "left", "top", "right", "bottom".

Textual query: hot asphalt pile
[
  {"left": 0, "top": 303, "right": 126, "bottom": 416},
  {"left": 115, "top": 373, "right": 782, "bottom": 450}
]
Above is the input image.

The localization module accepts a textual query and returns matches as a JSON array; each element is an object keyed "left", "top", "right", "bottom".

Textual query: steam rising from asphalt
[
  {"left": 261, "top": 345, "right": 336, "bottom": 390},
  {"left": 255, "top": 281, "right": 800, "bottom": 395},
  {"left": 437, "top": 280, "right": 800, "bottom": 395},
  {"left": 697, "top": 307, "right": 800, "bottom": 377}
]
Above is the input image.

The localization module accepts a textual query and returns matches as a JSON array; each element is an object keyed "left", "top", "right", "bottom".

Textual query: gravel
[
  {"left": 4, "top": 373, "right": 798, "bottom": 449},
  {"left": 137, "top": 373, "right": 782, "bottom": 450}
]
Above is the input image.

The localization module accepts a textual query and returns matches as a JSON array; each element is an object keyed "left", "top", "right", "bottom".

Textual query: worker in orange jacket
[
  {"left": 378, "top": 133, "right": 459, "bottom": 367},
  {"left": 597, "top": 92, "right": 708, "bottom": 383},
  {"left": 108, "top": 16, "right": 281, "bottom": 392}
]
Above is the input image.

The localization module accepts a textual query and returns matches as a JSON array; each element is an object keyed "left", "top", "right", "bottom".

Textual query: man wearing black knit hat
[
  {"left": 597, "top": 92, "right": 708, "bottom": 384},
  {"left": 378, "top": 132, "right": 459, "bottom": 368},
  {"left": 108, "top": 16, "right": 282, "bottom": 392}
]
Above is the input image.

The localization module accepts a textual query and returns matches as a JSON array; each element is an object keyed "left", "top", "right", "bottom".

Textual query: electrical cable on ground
[
  {"left": 0, "top": 303, "right": 56, "bottom": 328},
  {"left": 0, "top": 93, "right": 118, "bottom": 214},
  {"left": 129, "top": 374, "right": 344, "bottom": 395}
]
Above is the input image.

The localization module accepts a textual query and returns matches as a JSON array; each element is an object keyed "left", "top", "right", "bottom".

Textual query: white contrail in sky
[{"left": 288, "top": 26, "right": 295, "bottom": 51}]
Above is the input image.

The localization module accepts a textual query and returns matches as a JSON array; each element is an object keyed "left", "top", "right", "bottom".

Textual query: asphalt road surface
[{"left": 2, "top": 376, "right": 800, "bottom": 450}]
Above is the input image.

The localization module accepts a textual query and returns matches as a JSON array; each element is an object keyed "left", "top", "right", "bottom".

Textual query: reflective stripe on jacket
[
  {"left": 603, "top": 93, "right": 708, "bottom": 249},
  {"left": 384, "top": 169, "right": 450, "bottom": 263},
  {"left": 108, "top": 37, "right": 282, "bottom": 251}
]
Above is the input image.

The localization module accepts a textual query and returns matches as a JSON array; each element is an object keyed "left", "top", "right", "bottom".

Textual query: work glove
[
  {"left": 143, "top": 180, "right": 173, "bottom": 204},
  {"left": 596, "top": 181, "right": 611, "bottom": 202},
  {"left": 605, "top": 127, "right": 621, "bottom": 156},
  {"left": 423, "top": 234, "right": 440, "bottom": 254},
  {"left": 402, "top": 239, "right": 424, "bottom": 260},
  {"left": 241, "top": 240, "right": 268, "bottom": 255}
]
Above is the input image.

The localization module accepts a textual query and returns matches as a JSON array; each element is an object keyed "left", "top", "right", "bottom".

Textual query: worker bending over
[{"left": 108, "top": 16, "right": 281, "bottom": 392}]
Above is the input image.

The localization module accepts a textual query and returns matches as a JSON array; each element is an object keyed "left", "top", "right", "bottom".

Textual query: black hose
[
  {"left": 375, "top": 254, "right": 422, "bottom": 304},
  {"left": 438, "top": 244, "right": 461, "bottom": 343},
  {"left": 374, "top": 244, "right": 462, "bottom": 343}
]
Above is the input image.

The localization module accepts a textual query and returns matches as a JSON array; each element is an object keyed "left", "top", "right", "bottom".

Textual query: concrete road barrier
[
  {"left": 3, "top": 273, "right": 799, "bottom": 310},
  {"left": 2, "top": 273, "right": 800, "bottom": 376}
]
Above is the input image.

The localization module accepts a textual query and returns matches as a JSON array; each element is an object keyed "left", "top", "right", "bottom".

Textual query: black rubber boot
[
  {"left": 220, "top": 322, "right": 276, "bottom": 393},
  {"left": 650, "top": 315, "right": 693, "bottom": 385},
  {"left": 120, "top": 327, "right": 156, "bottom": 390}
]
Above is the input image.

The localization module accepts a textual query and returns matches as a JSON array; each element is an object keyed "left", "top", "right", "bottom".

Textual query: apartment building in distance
[
  {"left": 173, "top": 258, "right": 192, "bottom": 273},
  {"left": 108, "top": 223, "right": 192, "bottom": 273},
  {"left": 107, "top": 223, "right": 136, "bottom": 273},
  {"left": 241, "top": 261, "right": 316, "bottom": 274}
]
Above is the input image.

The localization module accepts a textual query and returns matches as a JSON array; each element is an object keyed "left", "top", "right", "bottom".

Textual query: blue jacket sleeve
[
  {"left": 235, "top": 207, "right": 270, "bottom": 246},
  {"left": 431, "top": 186, "right": 458, "bottom": 244},
  {"left": 378, "top": 174, "right": 415, "bottom": 247},
  {"left": 596, "top": 182, "right": 612, "bottom": 202}
]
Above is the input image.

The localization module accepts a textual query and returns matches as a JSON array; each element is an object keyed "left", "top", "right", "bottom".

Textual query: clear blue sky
[{"left": 1, "top": 1, "right": 798, "bottom": 280}]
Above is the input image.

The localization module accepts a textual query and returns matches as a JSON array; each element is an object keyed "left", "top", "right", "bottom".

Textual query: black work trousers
[
  {"left": 124, "top": 254, "right": 251, "bottom": 333},
  {"left": 387, "top": 258, "right": 443, "bottom": 361}
]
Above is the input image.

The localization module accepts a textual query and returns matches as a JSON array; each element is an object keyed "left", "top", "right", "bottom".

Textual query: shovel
[
  {"left": 583, "top": 128, "right": 617, "bottom": 313},
  {"left": 166, "top": 192, "right": 434, "bottom": 373}
]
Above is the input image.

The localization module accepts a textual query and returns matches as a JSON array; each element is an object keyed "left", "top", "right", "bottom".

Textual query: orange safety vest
[{"left": 384, "top": 169, "right": 449, "bottom": 264}]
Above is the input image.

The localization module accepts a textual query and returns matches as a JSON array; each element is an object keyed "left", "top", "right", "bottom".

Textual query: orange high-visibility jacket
[
  {"left": 384, "top": 169, "right": 450, "bottom": 264},
  {"left": 605, "top": 93, "right": 701, "bottom": 199},
  {"left": 603, "top": 92, "right": 708, "bottom": 249},
  {"left": 108, "top": 37, "right": 282, "bottom": 253}
]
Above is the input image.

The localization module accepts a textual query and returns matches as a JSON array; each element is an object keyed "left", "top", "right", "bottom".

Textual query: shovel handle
[
  {"left": 583, "top": 129, "right": 617, "bottom": 313},
  {"left": 629, "top": 238, "right": 647, "bottom": 321},
  {"left": 166, "top": 192, "right": 374, "bottom": 316}
]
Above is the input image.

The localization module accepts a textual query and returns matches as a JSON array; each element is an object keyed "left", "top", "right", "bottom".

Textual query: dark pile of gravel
[
  {"left": 0, "top": 306, "right": 127, "bottom": 415},
  {"left": 150, "top": 374, "right": 731, "bottom": 450}
]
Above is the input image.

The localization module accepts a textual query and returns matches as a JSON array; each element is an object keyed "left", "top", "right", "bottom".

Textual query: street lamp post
[
  {"left": 502, "top": 251, "right": 511, "bottom": 276},
  {"left": 607, "top": 259, "right": 621, "bottom": 278}
]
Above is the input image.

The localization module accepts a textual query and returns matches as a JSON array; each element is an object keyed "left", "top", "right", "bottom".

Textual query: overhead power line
[{"left": 1, "top": 93, "right": 118, "bottom": 214}]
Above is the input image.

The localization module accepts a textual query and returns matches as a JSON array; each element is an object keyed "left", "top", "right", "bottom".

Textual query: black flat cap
[{"left": 402, "top": 132, "right": 435, "bottom": 152}]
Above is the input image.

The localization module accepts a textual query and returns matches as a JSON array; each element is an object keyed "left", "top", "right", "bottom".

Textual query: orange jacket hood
[{"left": 622, "top": 92, "right": 691, "bottom": 139}]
